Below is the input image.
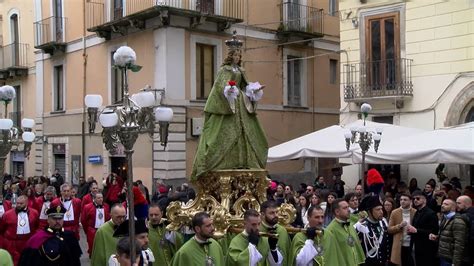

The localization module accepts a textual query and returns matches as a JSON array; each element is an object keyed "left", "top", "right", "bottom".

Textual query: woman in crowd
[
  {"left": 293, "top": 193, "right": 310, "bottom": 228},
  {"left": 284, "top": 185, "right": 297, "bottom": 207},
  {"left": 383, "top": 197, "right": 396, "bottom": 223},
  {"left": 323, "top": 192, "right": 337, "bottom": 227},
  {"left": 409, "top": 178, "right": 421, "bottom": 194}
]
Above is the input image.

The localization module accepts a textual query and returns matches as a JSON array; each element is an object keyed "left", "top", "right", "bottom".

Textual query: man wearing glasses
[{"left": 407, "top": 190, "right": 439, "bottom": 266}]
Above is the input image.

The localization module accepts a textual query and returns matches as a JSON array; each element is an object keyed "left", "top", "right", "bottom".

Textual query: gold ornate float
[{"left": 166, "top": 169, "right": 296, "bottom": 238}]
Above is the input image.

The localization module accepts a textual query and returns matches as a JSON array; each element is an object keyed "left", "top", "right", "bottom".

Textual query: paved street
[{"left": 79, "top": 226, "right": 91, "bottom": 266}]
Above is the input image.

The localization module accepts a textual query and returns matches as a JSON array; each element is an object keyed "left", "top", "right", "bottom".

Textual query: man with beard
[
  {"left": 227, "top": 209, "right": 283, "bottom": 265},
  {"left": 0, "top": 195, "right": 39, "bottom": 264},
  {"left": 388, "top": 193, "right": 416, "bottom": 266},
  {"left": 51, "top": 183, "right": 82, "bottom": 239},
  {"left": 19, "top": 204, "right": 82, "bottom": 266},
  {"left": 80, "top": 181, "right": 99, "bottom": 209},
  {"left": 259, "top": 200, "right": 290, "bottom": 266},
  {"left": 113, "top": 219, "right": 155, "bottom": 266},
  {"left": 148, "top": 204, "right": 183, "bottom": 265},
  {"left": 172, "top": 212, "right": 224, "bottom": 266},
  {"left": 81, "top": 192, "right": 110, "bottom": 256},
  {"left": 354, "top": 194, "right": 390, "bottom": 266},
  {"left": 430, "top": 199, "right": 468, "bottom": 266},
  {"left": 407, "top": 190, "right": 439, "bottom": 265},
  {"left": 325, "top": 199, "right": 365, "bottom": 265},
  {"left": 290, "top": 206, "right": 330, "bottom": 265},
  {"left": 91, "top": 203, "right": 126, "bottom": 266},
  {"left": 34, "top": 186, "right": 56, "bottom": 229},
  {"left": 456, "top": 195, "right": 474, "bottom": 265}
]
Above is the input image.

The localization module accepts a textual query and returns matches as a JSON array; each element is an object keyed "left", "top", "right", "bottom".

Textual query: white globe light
[
  {"left": 22, "top": 132, "right": 35, "bottom": 142},
  {"left": 99, "top": 112, "right": 119, "bottom": 128},
  {"left": 360, "top": 103, "right": 372, "bottom": 113},
  {"left": 132, "top": 91, "right": 154, "bottom": 108},
  {"left": 85, "top": 94, "right": 103, "bottom": 108},
  {"left": 344, "top": 131, "right": 352, "bottom": 139},
  {"left": 350, "top": 126, "right": 358, "bottom": 133},
  {"left": 376, "top": 127, "right": 384, "bottom": 134},
  {"left": 113, "top": 46, "right": 137, "bottom": 67},
  {"left": 359, "top": 126, "right": 367, "bottom": 133},
  {"left": 21, "top": 118, "right": 35, "bottom": 129},
  {"left": 0, "top": 119, "right": 13, "bottom": 130},
  {"left": 373, "top": 133, "right": 382, "bottom": 141},
  {"left": 154, "top": 107, "right": 173, "bottom": 122}
]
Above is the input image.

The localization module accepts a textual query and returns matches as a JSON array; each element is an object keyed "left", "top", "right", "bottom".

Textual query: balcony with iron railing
[
  {"left": 86, "top": 0, "right": 244, "bottom": 40},
  {"left": 0, "top": 43, "right": 29, "bottom": 80},
  {"left": 34, "top": 16, "right": 67, "bottom": 55},
  {"left": 277, "top": 2, "right": 324, "bottom": 39},
  {"left": 343, "top": 58, "right": 413, "bottom": 102}
]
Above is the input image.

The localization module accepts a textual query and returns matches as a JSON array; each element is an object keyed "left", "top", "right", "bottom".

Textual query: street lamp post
[
  {"left": 85, "top": 46, "right": 173, "bottom": 264},
  {"left": 344, "top": 103, "right": 382, "bottom": 193},
  {"left": 0, "top": 85, "right": 36, "bottom": 194}
]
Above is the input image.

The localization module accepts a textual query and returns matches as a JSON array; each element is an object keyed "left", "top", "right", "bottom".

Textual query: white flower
[
  {"left": 360, "top": 103, "right": 372, "bottom": 113},
  {"left": 245, "top": 82, "right": 263, "bottom": 102},
  {"left": 113, "top": 46, "right": 137, "bottom": 67},
  {"left": 0, "top": 85, "right": 16, "bottom": 102},
  {"left": 223, "top": 84, "right": 239, "bottom": 103}
]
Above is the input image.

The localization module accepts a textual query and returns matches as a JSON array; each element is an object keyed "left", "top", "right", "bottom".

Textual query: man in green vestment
[
  {"left": 91, "top": 204, "right": 126, "bottom": 266},
  {"left": 172, "top": 212, "right": 224, "bottom": 266},
  {"left": 259, "top": 201, "right": 291, "bottom": 266},
  {"left": 290, "top": 206, "right": 330, "bottom": 266},
  {"left": 325, "top": 199, "right": 366, "bottom": 265},
  {"left": 227, "top": 209, "right": 282, "bottom": 265},
  {"left": 148, "top": 204, "right": 183, "bottom": 266}
]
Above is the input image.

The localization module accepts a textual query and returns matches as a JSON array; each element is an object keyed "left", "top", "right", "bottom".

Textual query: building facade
[
  {"left": 1, "top": 0, "right": 341, "bottom": 190},
  {"left": 339, "top": 0, "right": 473, "bottom": 187}
]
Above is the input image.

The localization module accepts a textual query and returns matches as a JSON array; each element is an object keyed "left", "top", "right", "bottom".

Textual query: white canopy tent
[
  {"left": 267, "top": 120, "right": 426, "bottom": 163},
  {"left": 352, "top": 122, "right": 474, "bottom": 164}
]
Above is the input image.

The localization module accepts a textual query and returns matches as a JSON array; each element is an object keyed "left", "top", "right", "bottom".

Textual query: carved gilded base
[{"left": 166, "top": 169, "right": 296, "bottom": 238}]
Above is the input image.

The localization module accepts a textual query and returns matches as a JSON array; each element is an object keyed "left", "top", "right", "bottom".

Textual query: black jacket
[{"left": 411, "top": 206, "right": 439, "bottom": 264}]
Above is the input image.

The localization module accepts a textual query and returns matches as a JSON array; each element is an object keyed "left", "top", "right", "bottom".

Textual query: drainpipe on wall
[{"left": 81, "top": 0, "right": 87, "bottom": 180}]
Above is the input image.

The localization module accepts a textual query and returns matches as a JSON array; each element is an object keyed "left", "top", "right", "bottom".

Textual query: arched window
[
  {"left": 465, "top": 107, "right": 474, "bottom": 123},
  {"left": 10, "top": 14, "right": 19, "bottom": 65}
]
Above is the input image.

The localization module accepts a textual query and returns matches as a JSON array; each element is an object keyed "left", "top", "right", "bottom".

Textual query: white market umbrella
[
  {"left": 352, "top": 122, "right": 474, "bottom": 164},
  {"left": 267, "top": 120, "right": 425, "bottom": 163}
]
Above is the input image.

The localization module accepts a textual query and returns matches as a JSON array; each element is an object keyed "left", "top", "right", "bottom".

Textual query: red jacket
[
  {"left": 133, "top": 186, "right": 147, "bottom": 205},
  {"left": 105, "top": 175, "right": 124, "bottom": 203},
  {"left": 51, "top": 197, "right": 82, "bottom": 239},
  {"left": 0, "top": 208, "right": 39, "bottom": 264},
  {"left": 81, "top": 202, "right": 110, "bottom": 256},
  {"left": 81, "top": 193, "right": 93, "bottom": 209},
  {"left": 34, "top": 196, "right": 56, "bottom": 229}
]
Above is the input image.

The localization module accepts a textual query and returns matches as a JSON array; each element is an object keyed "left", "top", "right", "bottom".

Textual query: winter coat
[{"left": 438, "top": 213, "right": 468, "bottom": 265}]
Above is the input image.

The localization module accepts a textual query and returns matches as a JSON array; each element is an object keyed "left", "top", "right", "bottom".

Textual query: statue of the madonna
[{"left": 190, "top": 32, "right": 268, "bottom": 180}]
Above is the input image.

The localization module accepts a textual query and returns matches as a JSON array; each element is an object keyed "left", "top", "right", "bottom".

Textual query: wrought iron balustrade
[
  {"left": 34, "top": 16, "right": 67, "bottom": 54},
  {"left": 279, "top": 2, "right": 324, "bottom": 37},
  {"left": 343, "top": 58, "right": 413, "bottom": 101},
  {"left": 0, "top": 43, "right": 28, "bottom": 70}
]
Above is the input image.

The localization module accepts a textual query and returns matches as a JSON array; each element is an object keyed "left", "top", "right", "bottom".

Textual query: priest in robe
[
  {"left": 148, "top": 204, "right": 183, "bottom": 265},
  {"left": 34, "top": 186, "right": 56, "bottom": 229},
  {"left": 172, "top": 212, "right": 224, "bottom": 266},
  {"left": 81, "top": 192, "right": 110, "bottom": 256},
  {"left": 80, "top": 181, "right": 99, "bottom": 209},
  {"left": 259, "top": 201, "right": 290, "bottom": 266},
  {"left": 354, "top": 194, "right": 391, "bottom": 266},
  {"left": 227, "top": 209, "right": 283, "bottom": 266},
  {"left": 0, "top": 195, "right": 39, "bottom": 264},
  {"left": 324, "top": 199, "right": 365, "bottom": 265},
  {"left": 91, "top": 203, "right": 126, "bottom": 266},
  {"left": 112, "top": 218, "right": 155, "bottom": 266},
  {"left": 51, "top": 183, "right": 82, "bottom": 239},
  {"left": 290, "top": 206, "right": 330, "bottom": 266},
  {"left": 0, "top": 194, "right": 12, "bottom": 249}
]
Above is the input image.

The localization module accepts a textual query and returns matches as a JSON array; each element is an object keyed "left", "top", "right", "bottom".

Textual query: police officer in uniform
[{"left": 18, "top": 203, "right": 82, "bottom": 265}]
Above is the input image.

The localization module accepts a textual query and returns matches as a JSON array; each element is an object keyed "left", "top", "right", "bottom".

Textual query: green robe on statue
[
  {"left": 148, "top": 222, "right": 183, "bottom": 266},
  {"left": 260, "top": 223, "right": 291, "bottom": 266},
  {"left": 91, "top": 220, "right": 119, "bottom": 266},
  {"left": 226, "top": 232, "right": 272, "bottom": 266},
  {"left": 171, "top": 237, "right": 224, "bottom": 266},
  {"left": 324, "top": 219, "right": 365, "bottom": 265},
  {"left": 191, "top": 65, "right": 268, "bottom": 180},
  {"left": 289, "top": 232, "right": 328, "bottom": 266}
]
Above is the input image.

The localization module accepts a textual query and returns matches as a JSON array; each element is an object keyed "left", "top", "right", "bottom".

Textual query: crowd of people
[{"left": 0, "top": 167, "right": 473, "bottom": 266}]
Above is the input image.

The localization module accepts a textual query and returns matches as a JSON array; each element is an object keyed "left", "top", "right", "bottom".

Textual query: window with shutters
[
  {"left": 53, "top": 65, "right": 64, "bottom": 111},
  {"left": 285, "top": 53, "right": 306, "bottom": 107},
  {"left": 196, "top": 43, "right": 215, "bottom": 99}
]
